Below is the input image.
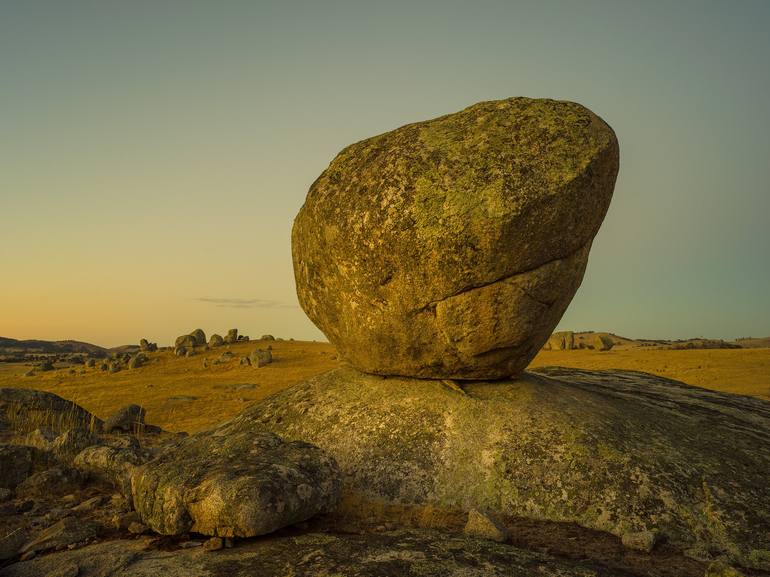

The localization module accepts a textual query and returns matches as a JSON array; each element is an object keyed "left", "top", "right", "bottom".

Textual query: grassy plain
[{"left": 0, "top": 339, "right": 768, "bottom": 433}]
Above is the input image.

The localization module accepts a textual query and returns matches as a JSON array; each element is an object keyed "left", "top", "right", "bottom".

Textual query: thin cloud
[{"left": 197, "top": 297, "right": 297, "bottom": 309}]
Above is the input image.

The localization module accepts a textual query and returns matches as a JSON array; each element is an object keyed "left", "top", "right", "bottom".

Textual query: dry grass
[
  {"left": 529, "top": 347, "right": 770, "bottom": 401},
  {"left": 1, "top": 339, "right": 768, "bottom": 433},
  {"left": 0, "top": 339, "right": 338, "bottom": 434}
]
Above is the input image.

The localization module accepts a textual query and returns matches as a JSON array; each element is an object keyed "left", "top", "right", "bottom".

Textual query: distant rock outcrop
[
  {"left": 174, "top": 334, "right": 196, "bottom": 349},
  {"left": 292, "top": 97, "right": 619, "bottom": 379},
  {"left": 249, "top": 348, "right": 272, "bottom": 368},
  {"left": 190, "top": 329, "right": 207, "bottom": 346},
  {"left": 139, "top": 338, "right": 157, "bottom": 352},
  {"left": 223, "top": 328, "right": 239, "bottom": 344},
  {"left": 544, "top": 331, "right": 576, "bottom": 351},
  {"left": 208, "top": 334, "right": 224, "bottom": 347}
]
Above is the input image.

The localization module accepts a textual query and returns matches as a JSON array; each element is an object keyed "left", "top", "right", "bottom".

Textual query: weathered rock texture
[
  {"left": 0, "top": 530, "right": 609, "bottom": 577},
  {"left": 292, "top": 97, "right": 619, "bottom": 379},
  {"left": 131, "top": 431, "right": 341, "bottom": 537},
  {"left": 240, "top": 367, "right": 770, "bottom": 569},
  {"left": 0, "top": 388, "right": 102, "bottom": 434},
  {"left": 104, "top": 404, "right": 146, "bottom": 434}
]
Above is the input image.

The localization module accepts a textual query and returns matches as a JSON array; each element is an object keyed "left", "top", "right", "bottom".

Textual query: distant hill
[
  {"left": 542, "top": 331, "right": 766, "bottom": 351},
  {"left": 0, "top": 337, "right": 109, "bottom": 357}
]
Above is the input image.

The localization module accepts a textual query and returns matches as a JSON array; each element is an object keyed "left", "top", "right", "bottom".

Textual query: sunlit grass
[{"left": 1, "top": 340, "right": 768, "bottom": 434}]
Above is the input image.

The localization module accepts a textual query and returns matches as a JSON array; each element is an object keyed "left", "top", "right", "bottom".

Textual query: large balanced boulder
[
  {"left": 241, "top": 367, "right": 770, "bottom": 569},
  {"left": 131, "top": 430, "right": 341, "bottom": 537},
  {"left": 292, "top": 97, "right": 619, "bottom": 379}
]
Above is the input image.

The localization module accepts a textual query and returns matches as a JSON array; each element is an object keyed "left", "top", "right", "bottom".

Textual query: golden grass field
[{"left": 1, "top": 339, "right": 768, "bottom": 433}]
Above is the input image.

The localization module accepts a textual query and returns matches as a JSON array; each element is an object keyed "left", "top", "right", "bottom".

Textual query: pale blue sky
[{"left": 1, "top": 1, "right": 769, "bottom": 346}]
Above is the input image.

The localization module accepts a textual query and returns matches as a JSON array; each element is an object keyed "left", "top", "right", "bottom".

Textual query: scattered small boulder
[
  {"left": 260, "top": 335, "right": 275, "bottom": 341},
  {"left": 139, "top": 338, "right": 158, "bottom": 352},
  {"left": 223, "top": 328, "right": 238, "bottom": 344},
  {"left": 127, "top": 521, "right": 148, "bottom": 535},
  {"left": 19, "top": 517, "right": 99, "bottom": 556},
  {"left": 128, "top": 353, "right": 147, "bottom": 369},
  {"left": 37, "top": 360, "right": 54, "bottom": 372},
  {"left": 104, "top": 404, "right": 146, "bottom": 434},
  {"left": 175, "top": 334, "right": 197, "bottom": 349},
  {"left": 208, "top": 334, "right": 224, "bottom": 348},
  {"left": 202, "top": 536, "right": 224, "bottom": 551},
  {"left": 249, "top": 348, "right": 272, "bottom": 368},
  {"left": 174, "top": 346, "right": 187, "bottom": 357},
  {"left": 239, "top": 357, "right": 251, "bottom": 366},
  {"left": 113, "top": 510, "right": 141, "bottom": 531},
  {"left": 463, "top": 509, "right": 510, "bottom": 543},
  {"left": 621, "top": 530, "right": 658, "bottom": 553}
]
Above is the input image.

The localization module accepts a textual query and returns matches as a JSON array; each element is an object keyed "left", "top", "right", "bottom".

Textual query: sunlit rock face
[
  {"left": 242, "top": 366, "right": 770, "bottom": 569},
  {"left": 292, "top": 97, "right": 619, "bottom": 379}
]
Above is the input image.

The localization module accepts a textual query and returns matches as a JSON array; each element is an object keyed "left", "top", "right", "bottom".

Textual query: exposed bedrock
[{"left": 239, "top": 366, "right": 770, "bottom": 569}]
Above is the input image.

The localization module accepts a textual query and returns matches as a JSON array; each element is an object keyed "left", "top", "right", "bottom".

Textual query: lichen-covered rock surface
[
  {"left": 292, "top": 97, "right": 619, "bottom": 379},
  {"left": 130, "top": 430, "right": 341, "bottom": 537},
  {"left": 0, "top": 530, "right": 606, "bottom": 577},
  {"left": 238, "top": 366, "right": 770, "bottom": 569}
]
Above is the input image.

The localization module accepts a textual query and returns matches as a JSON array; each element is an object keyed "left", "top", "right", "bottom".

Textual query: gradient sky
[{"left": 2, "top": 1, "right": 769, "bottom": 347}]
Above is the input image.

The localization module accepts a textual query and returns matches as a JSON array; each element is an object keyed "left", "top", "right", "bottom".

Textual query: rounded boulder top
[{"left": 292, "top": 97, "right": 619, "bottom": 379}]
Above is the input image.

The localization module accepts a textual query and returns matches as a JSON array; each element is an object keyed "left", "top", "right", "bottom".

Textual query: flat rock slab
[
  {"left": 131, "top": 431, "right": 341, "bottom": 537},
  {"left": 0, "top": 530, "right": 608, "bottom": 577},
  {"left": 236, "top": 366, "right": 770, "bottom": 570}
]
